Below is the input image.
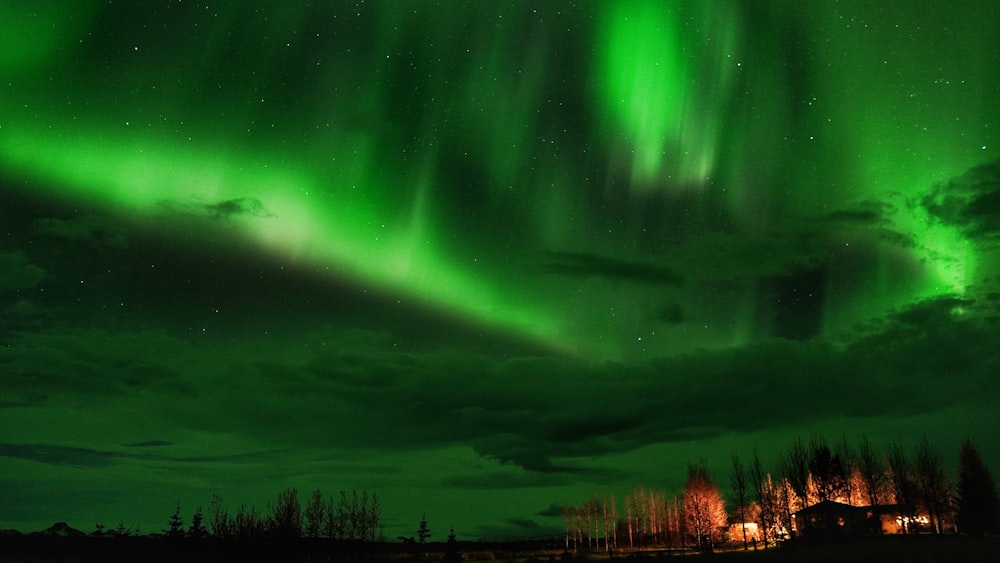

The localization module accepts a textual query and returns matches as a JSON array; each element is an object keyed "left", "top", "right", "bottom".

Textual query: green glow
[
  {"left": 600, "top": 1, "right": 689, "bottom": 187},
  {"left": 0, "top": 1, "right": 996, "bottom": 361},
  {"left": 0, "top": 126, "right": 565, "bottom": 349},
  {"left": 0, "top": 2, "right": 99, "bottom": 75}
]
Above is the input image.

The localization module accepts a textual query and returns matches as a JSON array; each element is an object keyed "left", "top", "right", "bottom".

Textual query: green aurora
[{"left": 2, "top": 0, "right": 999, "bottom": 540}]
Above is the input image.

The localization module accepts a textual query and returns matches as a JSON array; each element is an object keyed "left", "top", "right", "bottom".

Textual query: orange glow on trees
[{"left": 682, "top": 461, "right": 728, "bottom": 552}]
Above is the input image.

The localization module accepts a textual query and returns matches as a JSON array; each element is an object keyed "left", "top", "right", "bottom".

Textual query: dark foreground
[
  {"left": 1, "top": 535, "right": 998, "bottom": 563},
  {"left": 712, "top": 535, "right": 1000, "bottom": 563}
]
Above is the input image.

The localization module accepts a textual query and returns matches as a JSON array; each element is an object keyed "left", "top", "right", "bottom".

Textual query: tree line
[
  {"left": 562, "top": 435, "right": 999, "bottom": 553},
  {"left": 150, "top": 488, "right": 384, "bottom": 542}
]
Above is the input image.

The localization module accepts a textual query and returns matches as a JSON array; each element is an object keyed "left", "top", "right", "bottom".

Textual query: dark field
[{"left": 2, "top": 536, "right": 999, "bottom": 563}]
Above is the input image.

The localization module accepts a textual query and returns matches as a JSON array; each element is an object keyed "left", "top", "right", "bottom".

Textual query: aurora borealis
[{"left": 2, "top": 0, "right": 999, "bottom": 540}]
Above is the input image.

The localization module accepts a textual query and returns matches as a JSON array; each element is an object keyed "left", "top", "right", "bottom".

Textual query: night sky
[{"left": 2, "top": 0, "right": 999, "bottom": 540}]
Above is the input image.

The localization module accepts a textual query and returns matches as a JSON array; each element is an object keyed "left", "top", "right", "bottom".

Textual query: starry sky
[{"left": 2, "top": 0, "right": 999, "bottom": 540}]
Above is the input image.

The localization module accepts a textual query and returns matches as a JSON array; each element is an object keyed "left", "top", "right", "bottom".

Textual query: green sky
[{"left": 1, "top": 0, "right": 999, "bottom": 540}]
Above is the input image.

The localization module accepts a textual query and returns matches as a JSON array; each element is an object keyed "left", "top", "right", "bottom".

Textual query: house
[
  {"left": 791, "top": 500, "right": 869, "bottom": 538},
  {"left": 791, "top": 501, "right": 918, "bottom": 538}
]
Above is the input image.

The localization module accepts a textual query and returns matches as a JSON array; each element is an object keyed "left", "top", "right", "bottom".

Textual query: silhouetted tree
[
  {"left": 365, "top": 491, "right": 383, "bottom": 542},
  {"left": 808, "top": 436, "right": 846, "bottom": 502},
  {"left": 233, "top": 504, "right": 266, "bottom": 539},
  {"left": 443, "top": 526, "right": 463, "bottom": 563},
  {"left": 209, "top": 494, "right": 232, "bottom": 538},
  {"left": 749, "top": 452, "right": 771, "bottom": 547},
  {"left": 956, "top": 439, "right": 1000, "bottom": 535},
  {"left": 914, "top": 436, "right": 950, "bottom": 533},
  {"left": 835, "top": 433, "right": 859, "bottom": 505},
  {"left": 858, "top": 435, "right": 884, "bottom": 506},
  {"left": 188, "top": 507, "right": 207, "bottom": 539},
  {"left": 887, "top": 441, "right": 919, "bottom": 533},
  {"left": 114, "top": 521, "right": 131, "bottom": 537},
  {"left": 730, "top": 453, "right": 749, "bottom": 550},
  {"left": 165, "top": 503, "right": 185, "bottom": 539},
  {"left": 683, "top": 461, "right": 727, "bottom": 553},
  {"left": 323, "top": 494, "right": 341, "bottom": 539},
  {"left": 269, "top": 487, "right": 302, "bottom": 539},
  {"left": 417, "top": 514, "right": 431, "bottom": 543},
  {"left": 781, "top": 439, "right": 811, "bottom": 514},
  {"left": 305, "top": 489, "right": 324, "bottom": 538}
]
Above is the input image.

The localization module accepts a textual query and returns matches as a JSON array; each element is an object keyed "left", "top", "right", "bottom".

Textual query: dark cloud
[
  {"left": 0, "top": 443, "right": 118, "bottom": 468},
  {"left": 472, "top": 517, "right": 560, "bottom": 541},
  {"left": 0, "top": 252, "right": 45, "bottom": 293},
  {"left": 540, "top": 251, "right": 685, "bottom": 286},
  {"left": 656, "top": 303, "right": 686, "bottom": 324},
  {"left": 32, "top": 216, "right": 129, "bottom": 249},
  {"left": 814, "top": 201, "right": 887, "bottom": 225},
  {"left": 443, "top": 471, "right": 573, "bottom": 490},
  {"left": 204, "top": 197, "right": 275, "bottom": 220},
  {"left": 535, "top": 504, "right": 565, "bottom": 518},
  {"left": 924, "top": 157, "right": 1000, "bottom": 240},
  {"left": 122, "top": 440, "right": 174, "bottom": 448},
  {"left": 4, "top": 293, "right": 994, "bottom": 488}
]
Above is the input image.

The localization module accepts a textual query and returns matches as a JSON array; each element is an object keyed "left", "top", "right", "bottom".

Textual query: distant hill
[{"left": 31, "top": 522, "right": 87, "bottom": 538}]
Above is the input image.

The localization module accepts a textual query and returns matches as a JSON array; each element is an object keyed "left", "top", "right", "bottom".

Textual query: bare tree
[
  {"left": 887, "top": 441, "right": 919, "bottom": 533},
  {"left": 208, "top": 494, "right": 231, "bottom": 538},
  {"left": 305, "top": 489, "right": 324, "bottom": 538},
  {"left": 858, "top": 435, "right": 884, "bottom": 506},
  {"left": 233, "top": 504, "right": 265, "bottom": 539},
  {"left": 562, "top": 504, "right": 576, "bottom": 552},
  {"left": 606, "top": 493, "right": 618, "bottom": 549},
  {"left": 731, "top": 453, "right": 750, "bottom": 550},
  {"left": 366, "top": 491, "right": 383, "bottom": 542},
  {"left": 808, "top": 435, "right": 846, "bottom": 502},
  {"left": 749, "top": 452, "right": 771, "bottom": 547},
  {"left": 323, "top": 494, "right": 340, "bottom": 539},
  {"left": 683, "top": 461, "right": 727, "bottom": 553},
  {"left": 835, "top": 433, "right": 858, "bottom": 505},
  {"left": 269, "top": 487, "right": 302, "bottom": 539},
  {"left": 782, "top": 439, "right": 812, "bottom": 513},
  {"left": 914, "top": 436, "right": 950, "bottom": 533}
]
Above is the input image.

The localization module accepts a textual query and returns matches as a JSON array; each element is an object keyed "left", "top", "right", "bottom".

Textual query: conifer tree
[
  {"left": 956, "top": 439, "right": 1000, "bottom": 535},
  {"left": 166, "top": 503, "right": 185, "bottom": 539},
  {"left": 417, "top": 514, "right": 431, "bottom": 543}
]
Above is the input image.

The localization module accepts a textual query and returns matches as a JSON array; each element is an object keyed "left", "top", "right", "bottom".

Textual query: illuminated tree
[
  {"left": 682, "top": 461, "right": 727, "bottom": 552},
  {"left": 605, "top": 493, "right": 618, "bottom": 550},
  {"left": 562, "top": 504, "right": 576, "bottom": 551},
  {"left": 781, "top": 439, "right": 811, "bottom": 513},
  {"left": 956, "top": 439, "right": 1000, "bottom": 535}
]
